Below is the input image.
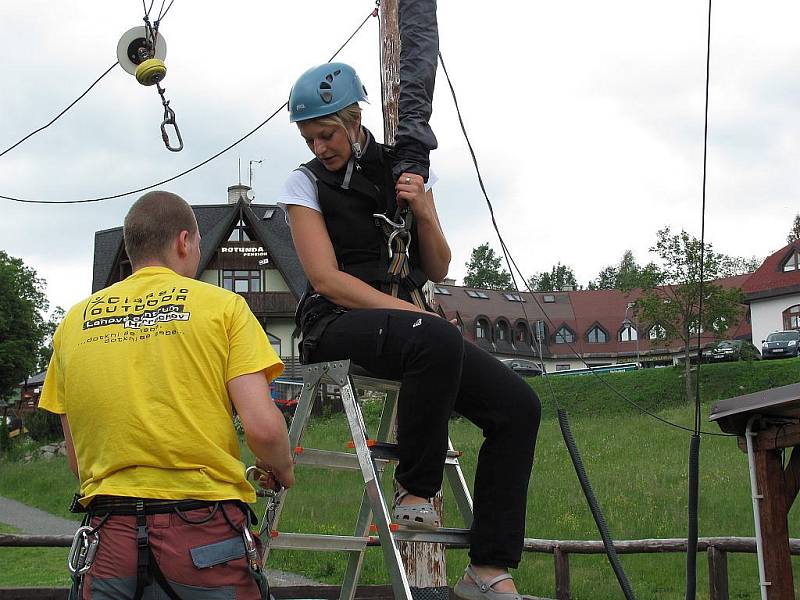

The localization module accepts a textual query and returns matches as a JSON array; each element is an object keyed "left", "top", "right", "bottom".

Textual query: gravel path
[{"left": 0, "top": 495, "right": 320, "bottom": 586}]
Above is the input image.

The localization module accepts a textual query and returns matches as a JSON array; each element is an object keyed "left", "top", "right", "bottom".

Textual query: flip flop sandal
[
  {"left": 391, "top": 483, "right": 441, "bottom": 531},
  {"left": 454, "top": 566, "right": 542, "bottom": 600}
]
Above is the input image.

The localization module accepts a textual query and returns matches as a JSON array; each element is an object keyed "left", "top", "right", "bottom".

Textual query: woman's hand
[{"left": 395, "top": 172, "right": 431, "bottom": 221}]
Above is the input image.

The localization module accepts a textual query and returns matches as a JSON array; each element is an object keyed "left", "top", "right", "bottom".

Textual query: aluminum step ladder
[{"left": 258, "top": 360, "right": 475, "bottom": 600}]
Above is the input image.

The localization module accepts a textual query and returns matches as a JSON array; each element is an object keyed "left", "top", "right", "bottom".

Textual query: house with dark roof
[
  {"left": 431, "top": 274, "right": 753, "bottom": 372},
  {"left": 92, "top": 184, "right": 308, "bottom": 375},
  {"left": 742, "top": 240, "right": 800, "bottom": 346}
]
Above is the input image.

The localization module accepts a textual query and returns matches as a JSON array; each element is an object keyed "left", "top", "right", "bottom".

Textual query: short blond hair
[{"left": 124, "top": 191, "right": 197, "bottom": 266}]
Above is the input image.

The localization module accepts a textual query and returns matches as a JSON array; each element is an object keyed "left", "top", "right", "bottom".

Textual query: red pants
[{"left": 82, "top": 504, "right": 262, "bottom": 599}]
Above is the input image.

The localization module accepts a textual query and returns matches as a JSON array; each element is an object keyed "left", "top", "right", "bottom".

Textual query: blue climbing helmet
[{"left": 288, "top": 62, "right": 369, "bottom": 123}]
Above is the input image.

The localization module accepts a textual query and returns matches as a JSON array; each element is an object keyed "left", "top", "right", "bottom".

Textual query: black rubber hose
[
  {"left": 685, "top": 434, "right": 701, "bottom": 600},
  {"left": 557, "top": 408, "right": 637, "bottom": 600}
]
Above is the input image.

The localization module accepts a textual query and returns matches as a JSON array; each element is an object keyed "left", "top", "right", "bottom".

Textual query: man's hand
[{"left": 254, "top": 458, "right": 294, "bottom": 490}]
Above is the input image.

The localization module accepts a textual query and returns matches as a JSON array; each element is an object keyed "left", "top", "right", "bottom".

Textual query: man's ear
[{"left": 176, "top": 230, "right": 191, "bottom": 258}]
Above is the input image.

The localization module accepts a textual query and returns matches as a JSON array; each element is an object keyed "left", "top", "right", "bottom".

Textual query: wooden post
[
  {"left": 707, "top": 546, "right": 728, "bottom": 600},
  {"left": 554, "top": 548, "right": 571, "bottom": 600},
  {"left": 754, "top": 447, "right": 795, "bottom": 599},
  {"left": 380, "top": 3, "right": 447, "bottom": 590}
]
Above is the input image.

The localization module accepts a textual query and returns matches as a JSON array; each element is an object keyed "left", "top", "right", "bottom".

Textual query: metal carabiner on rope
[
  {"left": 160, "top": 104, "right": 183, "bottom": 152},
  {"left": 157, "top": 83, "right": 183, "bottom": 152}
]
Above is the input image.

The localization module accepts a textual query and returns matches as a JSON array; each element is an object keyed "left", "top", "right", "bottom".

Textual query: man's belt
[{"left": 87, "top": 496, "right": 231, "bottom": 516}]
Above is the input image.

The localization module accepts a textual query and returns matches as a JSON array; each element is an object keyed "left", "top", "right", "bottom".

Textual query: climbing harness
[
  {"left": 373, "top": 209, "right": 427, "bottom": 310},
  {"left": 115, "top": 0, "right": 183, "bottom": 151},
  {"left": 67, "top": 495, "right": 270, "bottom": 600}
]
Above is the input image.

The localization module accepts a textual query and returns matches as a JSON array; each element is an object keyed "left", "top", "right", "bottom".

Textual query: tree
[
  {"left": 528, "top": 263, "right": 578, "bottom": 292},
  {"left": 0, "top": 251, "right": 53, "bottom": 401},
  {"left": 633, "top": 228, "right": 744, "bottom": 402},
  {"left": 588, "top": 250, "right": 662, "bottom": 291},
  {"left": 788, "top": 213, "right": 800, "bottom": 244},
  {"left": 463, "top": 243, "right": 512, "bottom": 290},
  {"left": 717, "top": 254, "right": 762, "bottom": 277}
]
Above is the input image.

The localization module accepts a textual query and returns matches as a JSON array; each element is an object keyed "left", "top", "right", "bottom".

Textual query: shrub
[
  {"left": 0, "top": 417, "right": 10, "bottom": 453},
  {"left": 23, "top": 410, "right": 63, "bottom": 443}
]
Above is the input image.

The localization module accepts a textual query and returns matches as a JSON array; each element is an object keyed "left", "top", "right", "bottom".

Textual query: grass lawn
[{"left": 2, "top": 358, "right": 799, "bottom": 597}]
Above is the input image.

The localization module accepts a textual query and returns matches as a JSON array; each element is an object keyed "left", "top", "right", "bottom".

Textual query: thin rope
[
  {"left": 438, "top": 49, "right": 733, "bottom": 438},
  {"left": 0, "top": 7, "right": 377, "bottom": 205},
  {"left": 0, "top": 62, "right": 119, "bottom": 159}
]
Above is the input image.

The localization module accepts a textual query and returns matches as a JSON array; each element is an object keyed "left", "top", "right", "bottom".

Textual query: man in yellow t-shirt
[{"left": 40, "top": 191, "right": 293, "bottom": 600}]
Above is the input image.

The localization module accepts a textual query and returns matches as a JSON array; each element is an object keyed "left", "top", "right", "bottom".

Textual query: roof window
[
  {"left": 434, "top": 286, "right": 451, "bottom": 295},
  {"left": 503, "top": 293, "right": 525, "bottom": 302},
  {"left": 783, "top": 249, "right": 800, "bottom": 272},
  {"left": 465, "top": 290, "right": 490, "bottom": 299},
  {"left": 543, "top": 294, "right": 556, "bottom": 303}
]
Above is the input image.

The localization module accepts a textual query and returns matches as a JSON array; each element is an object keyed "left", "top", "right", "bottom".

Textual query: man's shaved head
[{"left": 123, "top": 191, "right": 198, "bottom": 267}]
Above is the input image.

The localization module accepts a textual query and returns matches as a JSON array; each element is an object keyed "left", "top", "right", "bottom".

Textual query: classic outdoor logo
[{"left": 82, "top": 287, "right": 192, "bottom": 330}]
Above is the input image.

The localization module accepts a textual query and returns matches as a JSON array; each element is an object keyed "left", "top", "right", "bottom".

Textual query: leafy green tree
[
  {"left": 528, "top": 263, "right": 578, "bottom": 292},
  {"left": 0, "top": 251, "right": 53, "bottom": 401},
  {"left": 717, "top": 254, "right": 762, "bottom": 277},
  {"left": 463, "top": 243, "right": 512, "bottom": 290},
  {"left": 788, "top": 213, "right": 800, "bottom": 244},
  {"left": 588, "top": 250, "right": 662, "bottom": 291},
  {"left": 633, "top": 228, "right": 744, "bottom": 402}
]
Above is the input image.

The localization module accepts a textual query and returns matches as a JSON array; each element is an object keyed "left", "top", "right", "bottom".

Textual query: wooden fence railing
[{"left": 3, "top": 534, "right": 798, "bottom": 600}]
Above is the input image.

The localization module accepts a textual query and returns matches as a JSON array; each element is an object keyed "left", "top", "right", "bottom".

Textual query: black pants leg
[{"left": 307, "top": 308, "right": 541, "bottom": 568}]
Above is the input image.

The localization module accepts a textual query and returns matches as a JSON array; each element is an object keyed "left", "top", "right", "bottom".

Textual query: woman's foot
[
  {"left": 454, "top": 565, "right": 537, "bottom": 599},
  {"left": 464, "top": 565, "right": 517, "bottom": 594},
  {"left": 391, "top": 483, "right": 441, "bottom": 530}
]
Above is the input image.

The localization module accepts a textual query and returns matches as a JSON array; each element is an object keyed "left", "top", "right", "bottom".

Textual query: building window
[
  {"left": 228, "top": 218, "right": 252, "bottom": 242},
  {"left": 619, "top": 324, "right": 638, "bottom": 342},
  {"left": 476, "top": 318, "right": 490, "bottom": 340},
  {"left": 434, "top": 286, "right": 451, "bottom": 295},
  {"left": 784, "top": 305, "right": 800, "bottom": 330},
  {"left": 222, "top": 270, "right": 261, "bottom": 292},
  {"left": 587, "top": 326, "right": 608, "bottom": 344},
  {"left": 503, "top": 293, "right": 525, "bottom": 302},
  {"left": 496, "top": 321, "right": 510, "bottom": 342},
  {"left": 465, "top": 290, "right": 490, "bottom": 299},
  {"left": 515, "top": 322, "right": 529, "bottom": 344},
  {"left": 555, "top": 326, "right": 575, "bottom": 344},
  {"left": 688, "top": 319, "right": 704, "bottom": 335},
  {"left": 783, "top": 250, "right": 800, "bottom": 272},
  {"left": 555, "top": 364, "right": 571, "bottom": 372},
  {"left": 649, "top": 324, "right": 666, "bottom": 340},
  {"left": 543, "top": 294, "right": 556, "bottom": 303},
  {"left": 712, "top": 317, "right": 729, "bottom": 333}
]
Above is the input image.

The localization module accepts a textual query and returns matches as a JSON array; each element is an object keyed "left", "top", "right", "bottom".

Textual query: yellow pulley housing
[{"left": 135, "top": 59, "right": 167, "bottom": 86}]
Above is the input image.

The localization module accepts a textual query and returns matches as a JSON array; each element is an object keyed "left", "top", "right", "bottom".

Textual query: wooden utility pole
[{"left": 379, "top": 0, "right": 448, "bottom": 591}]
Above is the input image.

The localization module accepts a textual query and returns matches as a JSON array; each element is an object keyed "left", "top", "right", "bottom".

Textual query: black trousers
[{"left": 307, "top": 308, "right": 541, "bottom": 568}]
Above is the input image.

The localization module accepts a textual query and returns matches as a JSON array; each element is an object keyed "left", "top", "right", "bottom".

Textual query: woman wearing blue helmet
[{"left": 277, "top": 63, "right": 541, "bottom": 600}]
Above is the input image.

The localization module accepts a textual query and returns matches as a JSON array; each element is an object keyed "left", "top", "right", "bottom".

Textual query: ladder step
[
  {"left": 269, "top": 532, "right": 370, "bottom": 552},
  {"left": 349, "top": 373, "right": 402, "bottom": 393},
  {"left": 367, "top": 442, "right": 463, "bottom": 463},
  {"left": 294, "top": 448, "right": 388, "bottom": 471},
  {"left": 392, "top": 527, "right": 471, "bottom": 548}
]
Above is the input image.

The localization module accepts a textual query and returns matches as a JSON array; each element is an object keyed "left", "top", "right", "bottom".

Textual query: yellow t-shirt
[{"left": 39, "top": 266, "right": 283, "bottom": 505}]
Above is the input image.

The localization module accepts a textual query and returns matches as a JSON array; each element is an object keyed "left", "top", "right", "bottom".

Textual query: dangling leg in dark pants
[{"left": 307, "top": 308, "right": 541, "bottom": 568}]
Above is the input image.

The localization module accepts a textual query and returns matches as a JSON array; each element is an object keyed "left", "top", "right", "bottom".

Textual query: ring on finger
[{"left": 404, "top": 177, "right": 410, "bottom": 183}]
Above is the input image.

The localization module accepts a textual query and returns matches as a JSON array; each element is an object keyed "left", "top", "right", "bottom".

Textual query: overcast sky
[{"left": 1, "top": 0, "right": 798, "bottom": 313}]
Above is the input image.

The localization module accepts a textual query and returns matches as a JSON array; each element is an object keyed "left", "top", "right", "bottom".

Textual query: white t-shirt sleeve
[
  {"left": 277, "top": 169, "right": 320, "bottom": 214},
  {"left": 276, "top": 166, "right": 438, "bottom": 217}
]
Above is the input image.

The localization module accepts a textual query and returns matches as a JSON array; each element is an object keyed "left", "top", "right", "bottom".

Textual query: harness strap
[{"left": 133, "top": 500, "right": 183, "bottom": 600}]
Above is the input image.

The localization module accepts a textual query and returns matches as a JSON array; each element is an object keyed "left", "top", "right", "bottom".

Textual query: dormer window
[
  {"left": 554, "top": 326, "right": 575, "bottom": 344},
  {"left": 587, "top": 325, "right": 608, "bottom": 344},
  {"left": 783, "top": 249, "right": 800, "bottom": 272},
  {"left": 649, "top": 324, "right": 666, "bottom": 340},
  {"left": 619, "top": 324, "right": 638, "bottom": 342}
]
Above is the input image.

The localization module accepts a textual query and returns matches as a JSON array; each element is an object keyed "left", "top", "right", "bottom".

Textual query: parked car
[
  {"left": 761, "top": 330, "right": 800, "bottom": 359},
  {"left": 702, "top": 340, "right": 761, "bottom": 362},
  {"left": 498, "top": 358, "right": 543, "bottom": 378}
]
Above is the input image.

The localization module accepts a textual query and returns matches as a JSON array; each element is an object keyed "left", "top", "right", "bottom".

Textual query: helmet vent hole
[
  {"left": 333, "top": 69, "right": 341, "bottom": 76},
  {"left": 319, "top": 81, "right": 332, "bottom": 90},
  {"left": 325, "top": 74, "right": 334, "bottom": 83},
  {"left": 320, "top": 91, "right": 333, "bottom": 103}
]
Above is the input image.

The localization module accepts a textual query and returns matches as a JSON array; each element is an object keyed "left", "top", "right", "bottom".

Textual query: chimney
[
  {"left": 442, "top": 277, "right": 456, "bottom": 285},
  {"left": 227, "top": 184, "right": 252, "bottom": 205},
  {"left": 561, "top": 284, "right": 574, "bottom": 292}
]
